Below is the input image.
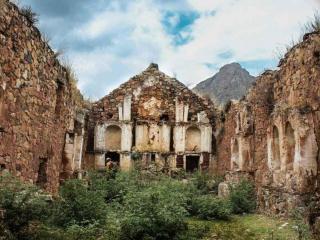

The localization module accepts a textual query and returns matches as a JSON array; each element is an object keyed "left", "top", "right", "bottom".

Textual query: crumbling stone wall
[
  {"left": 217, "top": 31, "right": 320, "bottom": 217},
  {"left": 0, "top": 1, "right": 85, "bottom": 193},
  {"left": 91, "top": 63, "right": 216, "bottom": 124}
]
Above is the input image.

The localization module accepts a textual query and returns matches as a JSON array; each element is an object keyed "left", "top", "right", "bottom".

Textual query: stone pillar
[
  {"left": 118, "top": 105, "right": 123, "bottom": 121},
  {"left": 200, "top": 125, "right": 212, "bottom": 153},
  {"left": 121, "top": 123, "right": 132, "bottom": 152},
  {"left": 123, "top": 95, "right": 131, "bottom": 121},
  {"left": 183, "top": 104, "right": 189, "bottom": 122},
  {"left": 175, "top": 98, "right": 184, "bottom": 122},
  {"left": 73, "top": 133, "right": 84, "bottom": 171}
]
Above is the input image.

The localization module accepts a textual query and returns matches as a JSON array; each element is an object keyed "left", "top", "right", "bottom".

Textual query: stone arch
[
  {"left": 285, "top": 122, "right": 295, "bottom": 171},
  {"left": 272, "top": 125, "right": 281, "bottom": 170},
  {"left": 185, "top": 126, "right": 201, "bottom": 152},
  {"left": 231, "top": 138, "right": 240, "bottom": 170},
  {"left": 105, "top": 125, "right": 122, "bottom": 151}
]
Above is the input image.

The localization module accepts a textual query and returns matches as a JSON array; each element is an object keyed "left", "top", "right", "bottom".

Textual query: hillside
[{"left": 193, "top": 63, "right": 255, "bottom": 107}]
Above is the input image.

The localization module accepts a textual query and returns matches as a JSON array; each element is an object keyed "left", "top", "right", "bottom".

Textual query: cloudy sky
[{"left": 19, "top": 0, "right": 319, "bottom": 100}]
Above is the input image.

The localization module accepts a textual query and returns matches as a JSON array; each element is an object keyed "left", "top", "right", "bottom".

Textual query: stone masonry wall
[
  {"left": 0, "top": 1, "right": 84, "bottom": 193},
  {"left": 91, "top": 64, "right": 217, "bottom": 125},
  {"left": 217, "top": 31, "right": 320, "bottom": 219}
]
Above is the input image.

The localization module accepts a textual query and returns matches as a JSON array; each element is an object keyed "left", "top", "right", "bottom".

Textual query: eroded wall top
[{"left": 91, "top": 63, "right": 217, "bottom": 126}]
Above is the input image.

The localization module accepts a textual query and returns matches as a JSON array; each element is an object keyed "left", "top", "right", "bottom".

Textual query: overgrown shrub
[
  {"left": 190, "top": 195, "right": 232, "bottom": 220},
  {"left": 50, "top": 179, "right": 108, "bottom": 227},
  {"left": 190, "top": 171, "right": 223, "bottom": 195},
  {"left": 176, "top": 220, "right": 211, "bottom": 240},
  {"left": 119, "top": 180, "right": 189, "bottom": 240},
  {"left": 229, "top": 180, "right": 256, "bottom": 214},
  {"left": 0, "top": 170, "right": 260, "bottom": 239},
  {"left": 0, "top": 173, "right": 49, "bottom": 239},
  {"left": 290, "top": 209, "right": 312, "bottom": 240}
]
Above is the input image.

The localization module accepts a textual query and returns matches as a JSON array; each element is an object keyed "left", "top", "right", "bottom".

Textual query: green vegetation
[
  {"left": 186, "top": 214, "right": 304, "bottom": 240},
  {"left": 229, "top": 179, "right": 256, "bottom": 214},
  {"left": 0, "top": 171, "right": 311, "bottom": 240}
]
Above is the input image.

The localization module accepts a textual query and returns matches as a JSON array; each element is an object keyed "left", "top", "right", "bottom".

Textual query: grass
[{"left": 187, "top": 214, "right": 302, "bottom": 240}]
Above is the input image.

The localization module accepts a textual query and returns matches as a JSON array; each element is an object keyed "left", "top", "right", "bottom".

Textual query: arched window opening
[
  {"left": 105, "top": 125, "right": 121, "bottom": 151},
  {"left": 185, "top": 126, "right": 201, "bottom": 152},
  {"left": 285, "top": 122, "right": 295, "bottom": 171},
  {"left": 272, "top": 126, "right": 281, "bottom": 170}
]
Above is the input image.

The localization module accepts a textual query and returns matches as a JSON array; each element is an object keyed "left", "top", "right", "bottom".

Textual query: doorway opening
[
  {"left": 105, "top": 152, "right": 120, "bottom": 165},
  {"left": 186, "top": 155, "right": 200, "bottom": 172}
]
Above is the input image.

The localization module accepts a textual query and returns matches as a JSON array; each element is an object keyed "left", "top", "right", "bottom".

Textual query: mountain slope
[{"left": 193, "top": 63, "right": 255, "bottom": 107}]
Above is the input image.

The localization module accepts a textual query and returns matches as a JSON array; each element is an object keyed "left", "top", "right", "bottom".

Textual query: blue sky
[{"left": 19, "top": 0, "right": 319, "bottom": 100}]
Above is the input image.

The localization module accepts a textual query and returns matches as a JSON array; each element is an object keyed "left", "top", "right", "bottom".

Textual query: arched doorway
[
  {"left": 285, "top": 122, "right": 295, "bottom": 171},
  {"left": 272, "top": 126, "right": 281, "bottom": 170}
]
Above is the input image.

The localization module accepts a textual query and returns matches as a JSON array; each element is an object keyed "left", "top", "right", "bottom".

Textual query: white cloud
[{"left": 64, "top": 0, "right": 318, "bottom": 99}]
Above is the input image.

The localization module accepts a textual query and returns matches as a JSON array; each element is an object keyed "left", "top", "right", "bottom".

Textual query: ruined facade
[
  {"left": 85, "top": 63, "right": 217, "bottom": 173},
  {"left": 0, "top": 1, "right": 86, "bottom": 192},
  {"left": 0, "top": 0, "right": 320, "bottom": 225},
  {"left": 217, "top": 31, "right": 320, "bottom": 218}
]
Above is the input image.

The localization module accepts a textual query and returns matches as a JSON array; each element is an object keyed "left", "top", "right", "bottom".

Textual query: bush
[
  {"left": 50, "top": 179, "right": 108, "bottom": 227},
  {"left": 31, "top": 222, "right": 116, "bottom": 240},
  {"left": 190, "top": 171, "right": 223, "bottom": 195},
  {"left": 176, "top": 220, "right": 211, "bottom": 240},
  {"left": 229, "top": 180, "right": 256, "bottom": 214},
  {"left": 119, "top": 180, "right": 189, "bottom": 240},
  {"left": 0, "top": 173, "right": 50, "bottom": 239},
  {"left": 88, "top": 170, "right": 142, "bottom": 203},
  {"left": 190, "top": 195, "right": 232, "bottom": 220}
]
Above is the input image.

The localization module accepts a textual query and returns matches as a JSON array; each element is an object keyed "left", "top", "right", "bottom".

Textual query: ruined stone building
[
  {"left": 0, "top": 1, "right": 87, "bottom": 193},
  {"left": 85, "top": 63, "right": 217, "bottom": 173},
  {"left": 0, "top": 0, "right": 320, "bottom": 226},
  {"left": 217, "top": 31, "right": 320, "bottom": 218}
]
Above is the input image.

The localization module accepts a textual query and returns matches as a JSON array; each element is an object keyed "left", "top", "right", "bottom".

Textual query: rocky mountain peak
[{"left": 193, "top": 63, "right": 255, "bottom": 107}]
